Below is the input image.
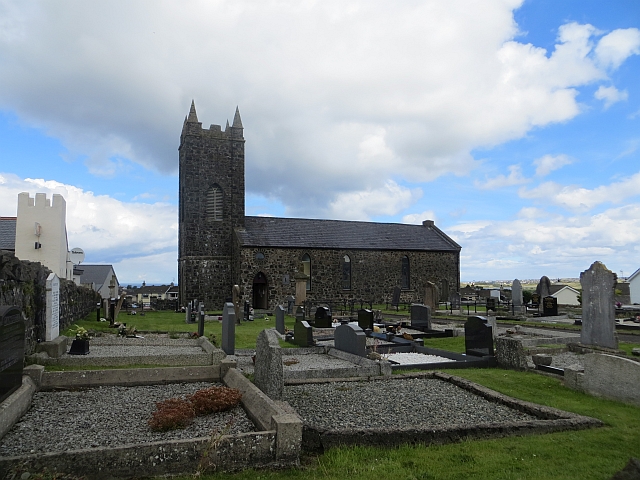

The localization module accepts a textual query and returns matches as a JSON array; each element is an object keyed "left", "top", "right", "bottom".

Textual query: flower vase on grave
[{"left": 69, "top": 339, "right": 90, "bottom": 355}]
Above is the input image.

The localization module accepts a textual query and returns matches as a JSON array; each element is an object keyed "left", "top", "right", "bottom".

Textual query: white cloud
[
  {"left": 0, "top": 3, "right": 637, "bottom": 213},
  {"left": 594, "top": 28, "right": 640, "bottom": 70},
  {"left": 533, "top": 154, "right": 573, "bottom": 177},
  {"left": 325, "top": 180, "right": 422, "bottom": 221},
  {"left": 519, "top": 172, "right": 640, "bottom": 211},
  {"left": 594, "top": 85, "right": 628, "bottom": 108},
  {"left": 0, "top": 173, "right": 177, "bottom": 282},
  {"left": 475, "top": 164, "right": 528, "bottom": 190},
  {"left": 402, "top": 210, "right": 437, "bottom": 225}
]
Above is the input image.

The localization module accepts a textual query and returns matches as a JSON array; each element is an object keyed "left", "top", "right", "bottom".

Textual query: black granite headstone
[
  {"left": 531, "top": 293, "right": 540, "bottom": 306},
  {"left": 0, "top": 306, "right": 25, "bottom": 404},
  {"left": 543, "top": 296, "right": 558, "bottom": 316},
  {"left": 391, "top": 285, "right": 402, "bottom": 309},
  {"left": 464, "top": 315, "right": 494, "bottom": 357},
  {"left": 294, "top": 320, "right": 313, "bottom": 347},
  {"left": 357, "top": 309, "right": 374, "bottom": 331},
  {"left": 314, "top": 306, "right": 332, "bottom": 328},
  {"left": 410, "top": 304, "right": 431, "bottom": 329},
  {"left": 485, "top": 298, "right": 496, "bottom": 312}
]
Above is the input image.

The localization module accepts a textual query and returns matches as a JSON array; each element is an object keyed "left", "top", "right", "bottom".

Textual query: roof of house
[
  {"left": 0, "top": 217, "right": 16, "bottom": 250},
  {"left": 549, "top": 284, "right": 579, "bottom": 295},
  {"left": 135, "top": 284, "right": 172, "bottom": 295},
  {"left": 79, "top": 265, "right": 117, "bottom": 289},
  {"left": 235, "top": 216, "right": 461, "bottom": 251},
  {"left": 628, "top": 268, "right": 640, "bottom": 282}
]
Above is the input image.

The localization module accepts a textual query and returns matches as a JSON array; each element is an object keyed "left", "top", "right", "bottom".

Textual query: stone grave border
[
  {"left": 27, "top": 335, "right": 224, "bottom": 368},
  {"left": 0, "top": 365, "right": 302, "bottom": 478},
  {"left": 288, "top": 371, "right": 603, "bottom": 453}
]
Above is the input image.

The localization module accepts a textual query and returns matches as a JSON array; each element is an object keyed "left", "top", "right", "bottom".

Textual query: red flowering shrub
[{"left": 148, "top": 398, "right": 195, "bottom": 431}]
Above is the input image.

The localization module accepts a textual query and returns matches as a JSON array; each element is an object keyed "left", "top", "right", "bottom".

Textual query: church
[{"left": 178, "top": 102, "right": 461, "bottom": 310}]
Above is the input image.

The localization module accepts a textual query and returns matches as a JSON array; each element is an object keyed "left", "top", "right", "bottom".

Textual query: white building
[
  {"left": 77, "top": 264, "right": 120, "bottom": 300},
  {"left": 549, "top": 284, "right": 580, "bottom": 306},
  {"left": 14, "top": 193, "right": 73, "bottom": 280},
  {"left": 628, "top": 268, "right": 640, "bottom": 305}
]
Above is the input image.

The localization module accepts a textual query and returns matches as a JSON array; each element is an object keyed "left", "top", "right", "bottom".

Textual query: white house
[
  {"left": 628, "top": 268, "right": 640, "bottom": 305},
  {"left": 78, "top": 264, "right": 119, "bottom": 299},
  {"left": 549, "top": 284, "right": 580, "bottom": 306},
  {"left": 14, "top": 193, "right": 73, "bottom": 280}
]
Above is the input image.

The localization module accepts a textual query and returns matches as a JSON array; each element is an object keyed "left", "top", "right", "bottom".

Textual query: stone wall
[
  {"left": 0, "top": 250, "right": 100, "bottom": 355},
  {"left": 235, "top": 245, "right": 460, "bottom": 310}
]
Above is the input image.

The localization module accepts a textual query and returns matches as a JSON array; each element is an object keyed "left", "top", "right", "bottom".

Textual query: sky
[{"left": 0, "top": 0, "right": 639, "bottom": 285}]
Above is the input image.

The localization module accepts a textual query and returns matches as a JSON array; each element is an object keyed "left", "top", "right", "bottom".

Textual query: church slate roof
[
  {"left": 236, "top": 216, "right": 460, "bottom": 252},
  {"left": 0, "top": 217, "right": 16, "bottom": 250}
]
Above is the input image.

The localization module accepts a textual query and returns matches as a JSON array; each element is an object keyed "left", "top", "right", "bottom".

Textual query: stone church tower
[{"left": 178, "top": 102, "right": 245, "bottom": 309}]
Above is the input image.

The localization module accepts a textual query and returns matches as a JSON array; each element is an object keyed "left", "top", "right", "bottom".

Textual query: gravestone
[
  {"left": 198, "top": 303, "right": 205, "bottom": 337},
  {"left": 531, "top": 293, "right": 540, "bottom": 306},
  {"left": 0, "top": 306, "right": 24, "bottom": 404},
  {"left": 580, "top": 261, "right": 618, "bottom": 349},
  {"left": 294, "top": 320, "right": 313, "bottom": 347},
  {"left": 254, "top": 329, "right": 283, "bottom": 400},
  {"left": 221, "top": 302, "right": 236, "bottom": 355},
  {"left": 450, "top": 291, "right": 461, "bottom": 309},
  {"left": 391, "top": 286, "right": 401, "bottom": 309},
  {"left": 185, "top": 303, "right": 193, "bottom": 324},
  {"left": 232, "top": 285, "right": 241, "bottom": 325},
  {"left": 314, "top": 306, "right": 332, "bottom": 328},
  {"left": 512, "top": 279, "right": 523, "bottom": 307},
  {"left": 486, "top": 298, "right": 496, "bottom": 312},
  {"left": 45, "top": 273, "right": 60, "bottom": 341},
  {"left": 334, "top": 323, "right": 366, "bottom": 357},
  {"left": 275, "top": 305, "right": 286, "bottom": 334},
  {"left": 244, "top": 300, "right": 250, "bottom": 321},
  {"left": 424, "top": 281, "right": 438, "bottom": 312},
  {"left": 543, "top": 296, "right": 558, "bottom": 316},
  {"left": 536, "top": 276, "right": 551, "bottom": 299},
  {"left": 410, "top": 303, "right": 431, "bottom": 329},
  {"left": 295, "top": 306, "right": 305, "bottom": 323},
  {"left": 464, "top": 316, "right": 494, "bottom": 357},
  {"left": 285, "top": 295, "right": 295, "bottom": 314},
  {"left": 357, "top": 309, "right": 374, "bottom": 331}
]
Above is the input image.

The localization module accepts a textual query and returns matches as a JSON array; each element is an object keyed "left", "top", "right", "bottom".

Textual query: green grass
[
  {"left": 63, "top": 310, "right": 300, "bottom": 349},
  {"left": 618, "top": 342, "right": 639, "bottom": 356},
  {"left": 164, "top": 369, "right": 640, "bottom": 480},
  {"left": 421, "top": 335, "right": 465, "bottom": 353}
]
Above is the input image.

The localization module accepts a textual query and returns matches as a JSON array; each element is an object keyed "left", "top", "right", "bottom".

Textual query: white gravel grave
[{"left": 386, "top": 352, "right": 452, "bottom": 365}]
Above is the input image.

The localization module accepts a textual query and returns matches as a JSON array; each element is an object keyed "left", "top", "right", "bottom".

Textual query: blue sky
[{"left": 0, "top": 0, "right": 639, "bottom": 284}]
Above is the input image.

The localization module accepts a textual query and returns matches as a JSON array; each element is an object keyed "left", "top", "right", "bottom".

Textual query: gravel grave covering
[
  {"left": 283, "top": 377, "right": 537, "bottom": 431},
  {"left": 0, "top": 383, "right": 255, "bottom": 457},
  {"left": 386, "top": 352, "right": 453, "bottom": 365},
  {"left": 69, "top": 345, "right": 204, "bottom": 357},
  {"left": 282, "top": 354, "right": 359, "bottom": 372}
]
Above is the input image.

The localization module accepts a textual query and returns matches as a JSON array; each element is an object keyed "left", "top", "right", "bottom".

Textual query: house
[
  {"left": 78, "top": 264, "right": 119, "bottom": 299},
  {"left": 130, "top": 282, "right": 177, "bottom": 307},
  {"left": 628, "top": 268, "right": 640, "bottom": 304},
  {"left": 178, "top": 103, "right": 461, "bottom": 310},
  {"left": 549, "top": 284, "right": 580, "bottom": 306},
  {"left": 0, "top": 217, "right": 16, "bottom": 252}
]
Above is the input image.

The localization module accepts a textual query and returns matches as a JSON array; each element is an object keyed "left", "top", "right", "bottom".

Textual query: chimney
[{"left": 422, "top": 220, "right": 434, "bottom": 227}]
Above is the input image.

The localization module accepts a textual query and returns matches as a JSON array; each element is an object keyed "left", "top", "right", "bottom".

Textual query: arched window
[
  {"left": 342, "top": 255, "right": 351, "bottom": 290},
  {"left": 301, "top": 254, "right": 311, "bottom": 291},
  {"left": 401, "top": 256, "right": 410, "bottom": 289},
  {"left": 206, "top": 185, "right": 223, "bottom": 221}
]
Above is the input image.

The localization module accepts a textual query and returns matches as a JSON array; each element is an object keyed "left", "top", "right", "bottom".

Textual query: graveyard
[{"left": 1, "top": 263, "right": 640, "bottom": 479}]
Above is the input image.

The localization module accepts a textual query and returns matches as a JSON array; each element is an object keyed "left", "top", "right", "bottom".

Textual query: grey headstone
[
  {"left": 334, "top": 323, "right": 366, "bottom": 357},
  {"left": 410, "top": 303, "right": 431, "bottom": 329},
  {"left": 286, "top": 295, "right": 295, "bottom": 314},
  {"left": 580, "top": 261, "right": 618, "bottom": 349},
  {"left": 0, "top": 306, "right": 25, "bottom": 404},
  {"left": 512, "top": 279, "right": 523, "bottom": 307},
  {"left": 391, "top": 286, "right": 401, "bottom": 307},
  {"left": 275, "top": 305, "right": 286, "bottom": 334},
  {"left": 449, "top": 291, "right": 461, "bottom": 309},
  {"left": 254, "top": 329, "right": 283, "bottom": 400},
  {"left": 222, "top": 302, "right": 236, "bottom": 355},
  {"left": 357, "top": 309, "right": 374, "bottom": 331},
  {"left": 536, "top": 276, "right": 551, "bottom": 298},
  {"left": 295, "top": 306, "right": 305, "bottom": 323},
  {"left": 45, "top": 273, "right": 60, "bottom": 341},
  {"left": 424, "top": 281, "right": 438, "bottom": 312},
  {"left": 294, "top": 320, "right": 313, "bottom": 347}
]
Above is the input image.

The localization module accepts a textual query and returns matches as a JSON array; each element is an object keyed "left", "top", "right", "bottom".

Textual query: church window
[
  {"left": 255, "top": 252, "right": 265, "bottom": 261},
  {"left": 401, "top": 256, "right": 410, "bottom": 289},
  {"left": 342, "top": 255, "right": 351, "bottom": 290},
  {"left": 301, "top": 254, "right": 311, "bottom": 291},
  {"left": 206, "top": 185, "right": 223, "bottom": 221}
]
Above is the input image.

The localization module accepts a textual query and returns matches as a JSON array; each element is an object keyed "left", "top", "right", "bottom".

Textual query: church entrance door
[{"left": 252, "top": 272, "right": 268, "bottom": 309}]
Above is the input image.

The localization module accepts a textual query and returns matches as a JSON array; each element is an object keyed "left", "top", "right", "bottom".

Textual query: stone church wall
[{"left": 236, "top": 245, "right": 459, "bottom": 310}]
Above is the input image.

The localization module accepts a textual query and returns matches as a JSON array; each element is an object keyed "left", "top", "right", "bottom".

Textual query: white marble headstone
[{"left": 46, "top": 273, "right": 60, "bottom": 341}]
